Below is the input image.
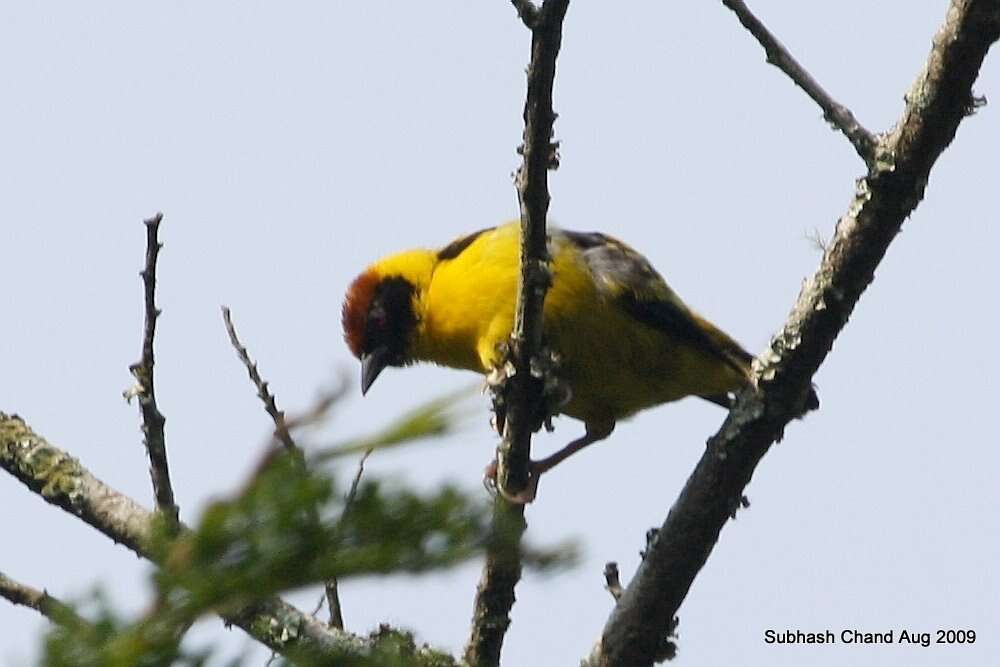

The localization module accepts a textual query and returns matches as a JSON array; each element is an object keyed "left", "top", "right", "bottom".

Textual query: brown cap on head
[{"left": 342, "top": 269, "right": 380, "bottom": 359}]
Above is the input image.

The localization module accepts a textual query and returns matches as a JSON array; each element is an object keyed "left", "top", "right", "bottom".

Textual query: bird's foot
[
  {"left": 486, "top": 343, "right": 569, "bottom": 436},
  {"left": 482, "top": 458, "right": 542, "bottom": 504}
]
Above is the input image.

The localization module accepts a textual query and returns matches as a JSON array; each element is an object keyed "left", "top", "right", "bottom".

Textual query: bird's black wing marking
[
  {"left": 620, "top": 294, "right": 730, "bottom": 356},
  {"left": 437, "top": 227, "right": 495, "bottom": 261},
  {"left": 562, "top": 229, "right": 752, "bottom": 379},
  {"left": 620, "top": 295, "right": 753, "bottom": 381},
  {"left": 561, "top": 230, "right": 613, "bottom": 250}
]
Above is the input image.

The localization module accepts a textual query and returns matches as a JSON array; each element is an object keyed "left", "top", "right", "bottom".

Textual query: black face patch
[{"left": 364, "top": 277, "right": 417, "bottom": 366}]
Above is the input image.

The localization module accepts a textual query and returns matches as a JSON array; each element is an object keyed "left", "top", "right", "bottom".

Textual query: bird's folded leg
[
  {"left": 482, "top": 420, "right": 615, "bottom": 504},
  {"left": 481, "top": 458, "right": 542, "bottom": 504}
]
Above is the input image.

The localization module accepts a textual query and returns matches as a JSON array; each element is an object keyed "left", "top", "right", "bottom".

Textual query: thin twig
[
  {"left": 722, "top": 0, "right": 877, "bottom": 166},
  {"left": 325, "top": 448, "right": 373, "bottom": 629},
  {"left": 0, "top": 570, "right": 86, "bottom": 628},
  {"left": 125, "top": 212, "right": 179, "bottom": 528},
  {"left": 603, "top": 563, "right": 623, "bottom": 602},
  {"left": 219, "top": 312, "right": 356, "bottom": 633},
  {"left": 220, "top": 308, "right": 352, "bottom": 633},
  {"left": 345, "top": 449, "right": 372, "bottom": 507},
  {"left": 220, "top": 306, "right": 297, "bottom": 453},
  {"left": 464, "top": 2, "right": 569, "bottom": 666},
  {"left": 585, "top": 2, "right": 1000, "bottom": 665}
]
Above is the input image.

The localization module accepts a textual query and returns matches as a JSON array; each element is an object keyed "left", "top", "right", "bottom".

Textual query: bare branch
[
  {"left": 603, "top": 563, "right": 623, "bottom": 602},
  {"left": 585, "top": 2, "right": 1000, "bottom": 665},
  {"left": 722, "top": 0, "right": 877, "bottom": 165},
  {"left": 464, "top": 500, "right": 526, "bottom": 667},
  {"left": 220, "top": 306, "right": 297, "bottom": 453},
  {"left": 0, "top": 412, "right": 372, "bottom": 661},
  {"left": 496, "top": 0, "right": 568, "bottom": 498},
  {"left": 219, "top": 309, "right": 369, "bottom": 639},
  {"left": 464, "top": 2, "right": 569, "bottom": 666},
  {"left": 325, "top": 448, "right": 373, "bottom": 630},
  {"left": 124, "top": 212, "right": 179, "bottom": 528},
  {"left": 0, "top": 570, "right": 86, "bottom": 628},
  {"left": 219, "top": 308, "right": 356, "bottom": 636}
]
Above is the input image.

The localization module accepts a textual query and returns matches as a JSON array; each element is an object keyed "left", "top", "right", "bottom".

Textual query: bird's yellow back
[{"left": 373, "top": 222, "right": 751, "bottom": 425}]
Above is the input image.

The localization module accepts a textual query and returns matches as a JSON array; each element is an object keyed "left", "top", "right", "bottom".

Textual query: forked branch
[{"left": 586, "top": 1, "right": 999, "bottom": 664}]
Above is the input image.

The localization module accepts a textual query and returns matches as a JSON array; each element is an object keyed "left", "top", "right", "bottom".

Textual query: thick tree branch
[
  {"left": 722, "top": 0, "right": 877, "bottom": 165},
  {"left": 585, "top": 2, "right": 1000, "bottom": 665},
  {"left": 0, "top": 570, "right": 86, "bottom": 628},
  {"left": 124, "top": 212, "right": 179, "bottom": 527},
  {"left": 464, "top": 2, "right": 569, "bottom": 666},
  {"left": 0, "top": 412, "right": 374, "bottom": 662}
]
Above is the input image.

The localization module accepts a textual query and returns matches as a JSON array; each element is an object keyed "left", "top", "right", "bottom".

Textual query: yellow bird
[{"left": 342, "top": 221, "right": 811, "bottom": 501}]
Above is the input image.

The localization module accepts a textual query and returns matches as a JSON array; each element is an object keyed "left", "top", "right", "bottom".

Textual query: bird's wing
[
  {"left": 561, "top": 230, "right": 752, "bottom": 381},
  {"left": 436, "top": 226, "right": 496, "bottom": 261}
]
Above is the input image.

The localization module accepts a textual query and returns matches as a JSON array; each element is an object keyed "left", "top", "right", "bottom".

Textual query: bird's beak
[{"left": 360, "top": 347, "right": 392, "bottom": 395}]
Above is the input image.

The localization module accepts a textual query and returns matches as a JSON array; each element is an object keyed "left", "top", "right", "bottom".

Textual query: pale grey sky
[{"left": 2, "top": 2, "right": 997, "bottom": 666}]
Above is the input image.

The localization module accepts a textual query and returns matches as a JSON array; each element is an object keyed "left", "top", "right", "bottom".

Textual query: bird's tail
[
  {"left": 697, "top": 321, "right": 820, "bottom": 415},
  {"left": 699, "top": 371, "right": 820, "bottom": 415}
]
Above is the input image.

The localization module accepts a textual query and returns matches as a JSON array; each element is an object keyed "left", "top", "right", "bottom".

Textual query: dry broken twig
[
  {"left": 124, "top": 212, "right": 179, "bottom": 528},
  {"left": 603, "top": 563, "right": 624, "bottom": 602}
]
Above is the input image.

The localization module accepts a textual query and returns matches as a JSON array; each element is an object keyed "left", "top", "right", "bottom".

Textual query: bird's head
[{"left": 342, "top": 249, "right": 436, "bottom": 395}]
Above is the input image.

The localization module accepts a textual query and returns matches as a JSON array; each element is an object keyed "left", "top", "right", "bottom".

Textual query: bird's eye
[{"left": 369, "top": 306, "right": 387, "bottom": 329}]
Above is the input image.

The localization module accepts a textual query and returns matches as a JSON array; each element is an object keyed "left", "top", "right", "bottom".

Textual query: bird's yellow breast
[{"left": 407, "top": 223, "right": 745, "bottom": 424}]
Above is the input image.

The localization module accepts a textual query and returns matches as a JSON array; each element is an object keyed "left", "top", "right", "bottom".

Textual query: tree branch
[
  {"left": 0, "top": 570, "right": 86, "bottom": 628},
  {"left": 602, "top": 563, "right": 623, "bottom": 603},
  {"left": 585, "top": 1, "right": 1000, "bottom": 665},
  {"left": 495, "top": 0, "right": 568, "bottom": 497},
  {"left": 221, "top": 306, "right": 297, "bottom": 453},
  {"left": 0, "top": 412, "right": 374, "bottom": 662},
  {"left": 325, "top": 448, "right": 373, "bottom": 630},
  {"left": 463, "top": 2, "right": 569, "bottom": 666},
  {"left": 722, "top": 0, "right": 877, "bottom": 165},
  {"left": 124, "top": 212, "right": 179, "bottom": 528},
  {"left": 220, "top": 307, "right": 359, "bottom": 638}
]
